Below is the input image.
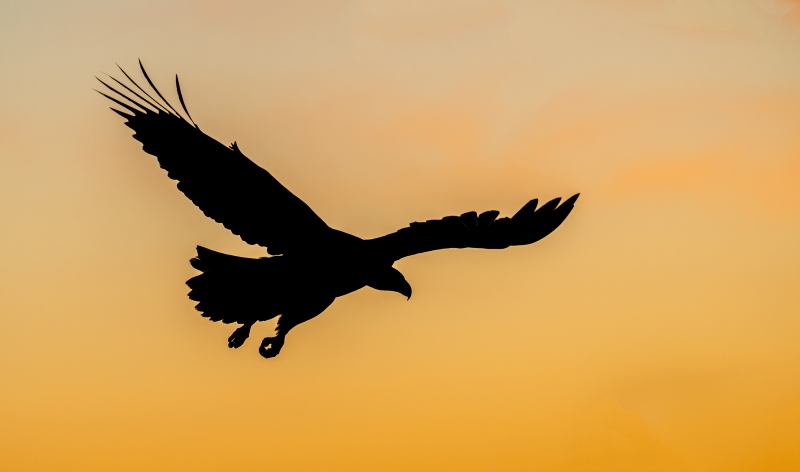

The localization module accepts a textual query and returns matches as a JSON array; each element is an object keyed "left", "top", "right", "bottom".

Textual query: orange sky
[{"left": 2, "top": 1, "right": 800, "bottom": 470}]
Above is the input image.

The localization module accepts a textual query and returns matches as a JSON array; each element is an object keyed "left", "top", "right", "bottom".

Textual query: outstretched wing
[
  {"left": 97, "top": 61, "right": 329, "bottom": 255},
  {"left": 370, "top": 194, "right": 579, "bottom": 261}
]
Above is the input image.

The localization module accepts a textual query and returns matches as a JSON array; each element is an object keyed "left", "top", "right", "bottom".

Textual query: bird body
[{"left": 98, "top": 61, "right": 578, "bottom": 358}]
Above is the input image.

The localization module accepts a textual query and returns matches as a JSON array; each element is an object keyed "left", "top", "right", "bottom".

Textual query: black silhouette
[{"left": 97, "top": 61, "right": 579, "bottom": 359}]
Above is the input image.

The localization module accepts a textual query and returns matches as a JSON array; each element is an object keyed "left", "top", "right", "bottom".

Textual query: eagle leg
[
  {"left": 228, "top": 322, "right": 253, "bottom": 349},
  {"left": 257, "top": 297, "right": 335, "bottom": 359}
]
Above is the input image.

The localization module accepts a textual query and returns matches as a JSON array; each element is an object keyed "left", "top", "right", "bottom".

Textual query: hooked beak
[{"left": 401, "top": 283, "right": 412, "bottom": 300}]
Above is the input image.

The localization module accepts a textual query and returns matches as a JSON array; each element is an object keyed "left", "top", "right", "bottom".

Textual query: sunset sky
[{"left": 2, "top": 1, "right": 800, "bottom": 470}]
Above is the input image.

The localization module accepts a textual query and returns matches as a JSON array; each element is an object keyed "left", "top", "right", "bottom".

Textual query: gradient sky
[{"left": 2, "top": 1, "right": 800, "bottom": 470}]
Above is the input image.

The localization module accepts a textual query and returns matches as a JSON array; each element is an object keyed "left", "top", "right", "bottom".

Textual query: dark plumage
[{"left": 98, "top": 61, "right": 579, "bottom": 358}]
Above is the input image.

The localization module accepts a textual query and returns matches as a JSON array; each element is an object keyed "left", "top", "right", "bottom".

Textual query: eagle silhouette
[{"left": 97, "top": 61, "right": 579, "bottom": 359}]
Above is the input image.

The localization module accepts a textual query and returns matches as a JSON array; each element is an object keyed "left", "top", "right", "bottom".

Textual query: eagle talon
[
  {"left": 228, "top": 323, "right": 252, "bottom": 348},
  {"left": 259, "top": 336, "right": 285, "bottom": 359}
]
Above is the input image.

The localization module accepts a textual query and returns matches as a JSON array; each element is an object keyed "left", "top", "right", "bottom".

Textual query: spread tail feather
[{"left": 187, "top": 246, "right": 284, "bottom": 324}]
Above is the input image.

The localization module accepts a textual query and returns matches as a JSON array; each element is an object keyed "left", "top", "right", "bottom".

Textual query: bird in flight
[{"left": 97, "top": 61, "right": 579, "bottom": 359}]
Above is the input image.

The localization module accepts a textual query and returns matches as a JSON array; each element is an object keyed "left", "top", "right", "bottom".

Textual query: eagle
[{"left": 97, "top": 61, "right": 579, "bottom": 359}]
